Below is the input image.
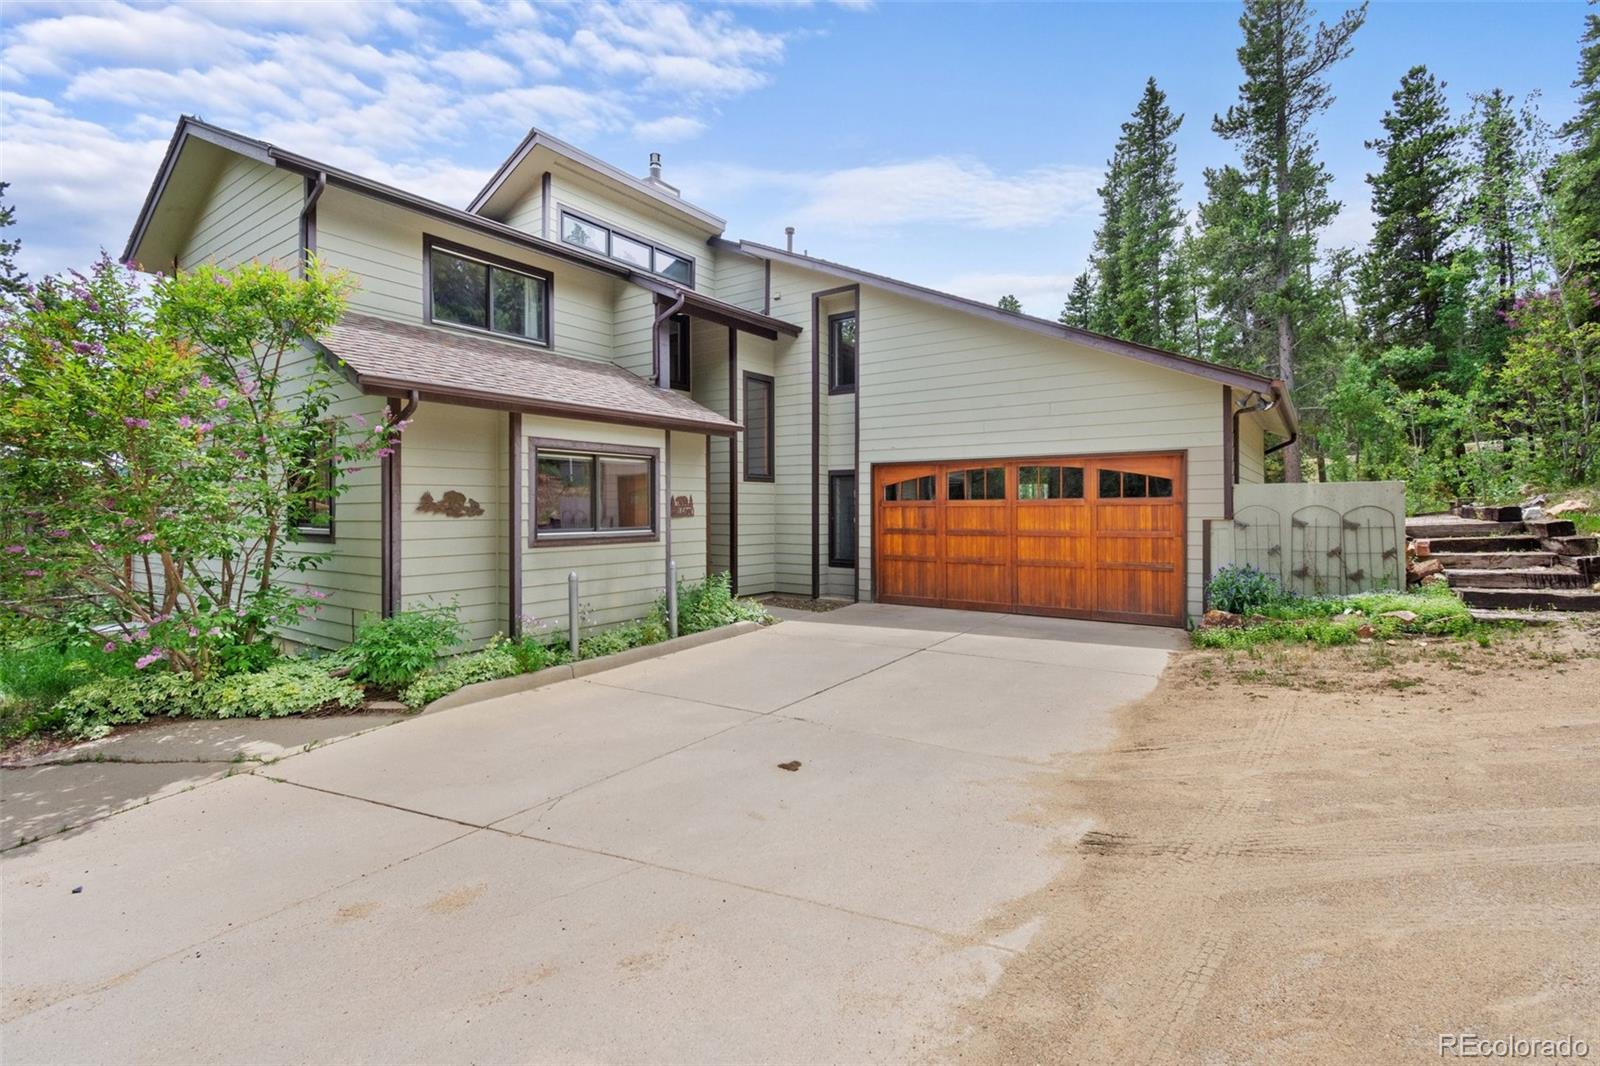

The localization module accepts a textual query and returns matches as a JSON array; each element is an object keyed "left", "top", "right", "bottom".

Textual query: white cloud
[
  {"left": 632, "top": 115, "right": 708, "bottom": 144},
  {"left": 677, "top": 156, "right": 1103, "bottom": 231},
  {"left": 0, "top": 0, "right": 802, "bottom": 274},
  {"left": 935, "top": 270, "right": 1081, "bottom": 319}
]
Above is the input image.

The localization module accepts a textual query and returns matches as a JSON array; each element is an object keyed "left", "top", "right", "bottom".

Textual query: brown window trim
[
  {"left": 555, "top": 204, "right": 696, "bottom": 289},
  {"left": 669, "top": 313, "right": 691, "bottom": 392},
  {"left": 828, "top": 468, "right": 856, "bottom": 568},
  {"left": 290, "top": 420, "right": 337, "bottom": 542},
  {"left": 742, "top": 371, "right": 775, "bottom": 483},
  {"left": 528, "top": 436, "right": 661, "bottom": 547},
  {"left": 423, "top": 234, "right": 554, "bottom": 349},
  {"left": 827, "top": 311, "right": 857, "bottom": 395}
]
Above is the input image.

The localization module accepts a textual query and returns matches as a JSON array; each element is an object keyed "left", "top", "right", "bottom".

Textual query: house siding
[
  {"left": 545, "top": 163, "right": 717, "bottom": 293},
  {"left": 855, "top": 286, "right": 1226, "bottom": 622},
  {"left": 1238, "top": 416, "right": 1266, "bottom": 485},
  {"left": 519, "top": 416, "right": 706, "bottom": 639},
  {"left": 313, "top": 187, "right": 619, "bottom": 365},
  {"left": 172, "top": 154, "right": 385, "bottom": 651}
]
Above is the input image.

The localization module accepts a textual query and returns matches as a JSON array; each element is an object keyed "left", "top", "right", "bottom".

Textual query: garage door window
[
  {"left": 1017, "top": 465, "right": 1084, "bottom": 500},
  {"left": 1099, "top": 468, "right": 1174, "bottom": 499},
  {"left": 884, "top": 474, "right": 936, "bottom": 501},
  {"left": 947, "top": 466, "right": 1005, "bottom": 501}
]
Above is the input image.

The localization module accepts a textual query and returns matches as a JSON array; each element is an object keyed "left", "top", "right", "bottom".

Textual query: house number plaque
[{"left": 671, "top": 495, "right": 695, "bottom": 518}]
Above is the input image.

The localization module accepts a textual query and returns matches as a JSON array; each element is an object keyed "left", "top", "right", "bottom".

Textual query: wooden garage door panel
[{"left": 874, "top": 454, "right": 1185, "bottom": 626}]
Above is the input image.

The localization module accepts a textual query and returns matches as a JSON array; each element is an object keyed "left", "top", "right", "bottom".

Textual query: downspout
[
  {"left": 380, "top": 389, "right": 419, "bottom": 618},
  {"left": 653, "top": 292, "right": 687, "bottom": 390}
]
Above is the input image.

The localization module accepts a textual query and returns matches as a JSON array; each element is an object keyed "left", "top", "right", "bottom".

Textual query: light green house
[{"left": 125, "top": 116, "right": 1295, "bottom": 644}]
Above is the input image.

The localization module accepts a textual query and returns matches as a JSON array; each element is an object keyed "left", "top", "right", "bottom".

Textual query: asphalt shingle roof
[{"left": 321, "top": 312, "right": 740, "bottom": 435}]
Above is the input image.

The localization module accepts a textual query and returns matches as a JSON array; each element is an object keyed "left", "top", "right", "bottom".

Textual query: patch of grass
[
  {"left": 0, "top": 632, "right": 130, "bottom": 741},
  {"left": 1192, "top": 583, "right": 1490, "bottom": 650}
]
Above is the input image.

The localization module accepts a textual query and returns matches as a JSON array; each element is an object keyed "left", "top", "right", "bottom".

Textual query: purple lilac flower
[
  {"left": 178, "top": 415, "right": 192, "bottom": 429},
  {"left": 134, "top": 649, "right": 165, "bottom": 670},
  {"left": 137, "top": 532, "right": 155, "bottom": 543},
  {"left": 23, "top": 569, "right": 42, "bottom": 577},
  {"left": 214, "top": 396, "right": 229, "bottom": 410},
  {"left": 3, "top": 545, "right": 24, "bottom": 554},
  {"left": 103, "top": 642, "right": 117, "bottom": 654},
  {"left": 123, "top": 416, "right": 150, "bottom": 429}
]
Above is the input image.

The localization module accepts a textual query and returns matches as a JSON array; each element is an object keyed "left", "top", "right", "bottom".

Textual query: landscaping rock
[
  {"left": 1201, "top": 609, "right": 1243, "bottom": 629},
  {"left": 1356, "top": 623, "right": 1375, "bottom": 638},
  {"left": 1381, "top": 610, "right": 1419, "bottom": 624},
  {"left": 364, "top": 700, "right": 409, "bottom": 713},
  {"left": 1408, "top": 558, "right": 1445, "bottom": 585},
  {"left": 1548, "top": 498, "right": 1588, "bottom": 517},
  {"left": 1412, "top": 538, "right": 1432, "bottom": 558},
  {"left": 1422, "top": 573, "right": 1449, "bottom": 587}
]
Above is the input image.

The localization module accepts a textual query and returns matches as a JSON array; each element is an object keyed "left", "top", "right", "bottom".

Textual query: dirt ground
[{"left": 951, "top": 622, "right": 1600, "bottom": 1065}]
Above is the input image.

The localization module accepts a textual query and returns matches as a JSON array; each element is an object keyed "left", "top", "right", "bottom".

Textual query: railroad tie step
[
  {"left": 1426, "top": 551, "right": 1556, "bottom": 570},
  {"left": 1444, "top": 568, "right": 1589, "bottom": 590},
  {"left": 1422, "top": 535, "right": 1544, "bottom": 554},
  {"left": 1455, "top": 587, "right": 1600, "bottom": 611}
]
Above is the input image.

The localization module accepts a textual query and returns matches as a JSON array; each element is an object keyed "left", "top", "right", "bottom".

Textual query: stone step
[
  {"left": 1407, "top": 518, "right": 1525, "bottom": 538},
  {"left": 1445, "top": 568, "right": 1589, "bottom": 590},
  {"left": 1427, "top": 551, "right": 1558, "bottom": 569},
  {"left": 1456, "top": 587, "right": 1600, "bottom": 611},
  {"left": 1423, "top": 535, "right": 1544, "bottom": 553},
  {"left": 1525, "top": 518, "right": 1577, "bottom": 538},
  {"left": 1546, "top": 535, "right": 1600, "bottom": 556}
]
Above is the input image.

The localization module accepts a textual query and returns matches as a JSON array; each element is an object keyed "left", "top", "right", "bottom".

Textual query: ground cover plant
[{"left": 1193, "top": 579, "right": 1489, "bottom": 650}]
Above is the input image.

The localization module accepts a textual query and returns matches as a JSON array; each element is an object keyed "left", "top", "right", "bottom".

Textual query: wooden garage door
[{"left": 872, "top": 454, "right": 1185, "bottom": 626}]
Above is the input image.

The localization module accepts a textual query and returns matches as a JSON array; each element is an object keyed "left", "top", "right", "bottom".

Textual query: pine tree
[
  {"left": 1087, "top": 149, "right": 1126, "bottom": 335},
  {"left": 0, "top": 182, "right": 26, "bottom": 300},
  {"left": 1193, "top": 165, "right": 1277, "bottom": 373},
  {"left": 997, "top": 293, "right": 1023, "bottom": 313},
  {"left": 1555, "top": 10, "right": 1600, "bottom": 288},
  {"left": 1470, "top": 90, "right": 1535, "bottom": 309},
  {"left": 1060, "top": 272, "right": 1094, "bottom": 328},
  {"left": 1360, "top": 65, "right": 1465, "bottom": 356},
  {"left": 1109, "top": 78, "right": 1187, "bottom": 350},
  {"left": 1208, "top": 0, "right": 1367, "bottom": 480}
]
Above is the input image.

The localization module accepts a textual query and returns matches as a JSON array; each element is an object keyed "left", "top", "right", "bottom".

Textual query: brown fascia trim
[
  {"left": 351, "top": 372, "right": 737, "bottom": 438},
  {"left": 465, "top": 128, "right": 726, "bottom": 232},
  {"left": 629, "top": 274, "right": 800, "bottom": 340},
  {"left": 739, "top": 240, "right": 1298, "bottom": 437},
  {"left": 727, "top": 327, "right": 739, "bottom": 594},
  {"left": 123, "top": 117, "right": 274, "bottom": 263}
]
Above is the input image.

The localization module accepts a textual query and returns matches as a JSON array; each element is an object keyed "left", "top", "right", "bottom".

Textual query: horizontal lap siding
[
  {"left": 734, "top": 335, "right": 779, "bottom": 594},
  {"left": 314, "top": 189, "right": 617, "bottom": 364},
  {"left": 519, "top": 417, "right": 705, "bottom": 637},
  {"left": 858, "top": 288, "right": 1223, "bottom": 622},
  {"left": 1238, "top": 417, "right": 1265, "bottom": 484},
  {"left": 174, "top": 155, "right": 382, "bottom": 650},
  {"left": 818, "top": 289, "right": 858, "bottom": 599},
  {"left": 548, "top": 165, "right": 717, "bottom": 293},
  {"left": 177, "top": 154, "right": 301, "bottom": 271},
  {"left": 690, "top": 323, "right": 733, "bottom": 576},
  {"left": 401, "top": 404, "right": 507, "bottom": 647}
]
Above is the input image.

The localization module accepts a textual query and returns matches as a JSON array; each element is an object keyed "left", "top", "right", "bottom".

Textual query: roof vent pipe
[
  {"left": 785, "top": 226, "right": 795, "bottom": 252},
  {"left": 649, "top": 152, "right": 662, "bottom": 181}
]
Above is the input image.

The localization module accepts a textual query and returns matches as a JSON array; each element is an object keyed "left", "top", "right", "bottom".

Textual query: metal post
[
  {"left": 568, "top": 571, "right": 580, "bottom": 658},
  {"left": 666, "top": 560, "right": 678, "bottom": 639}
]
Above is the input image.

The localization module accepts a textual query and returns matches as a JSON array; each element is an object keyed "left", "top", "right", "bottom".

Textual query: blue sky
[{"left": 1, "top": 1, "right": 1587, "bottom": 316}]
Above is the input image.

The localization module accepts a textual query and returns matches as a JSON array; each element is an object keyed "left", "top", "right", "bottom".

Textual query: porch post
[
  {"left": 508, "top": 411, "right": 523, "bottom": 638},
  {"left": 728, "top": 326, "right": 739, "bottom": 594}
]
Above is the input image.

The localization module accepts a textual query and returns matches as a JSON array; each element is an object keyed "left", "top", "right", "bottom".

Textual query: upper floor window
[
  {"left": 743, "top": 372, "right": 774, "bottom": 482},
  {"left": 828, "top": 312, "right": 857, "bottom": 393},
  {"left": 559, "top": 209, "right": 695, "bottom": 287},
  {"left": 426, "top": 239, "right": 549, "bottom": 345}
]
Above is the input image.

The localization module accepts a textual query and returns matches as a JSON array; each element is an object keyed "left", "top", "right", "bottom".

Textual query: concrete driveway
[{"left": 1, "top": 604, "right": 1180, "bottom": 1064}]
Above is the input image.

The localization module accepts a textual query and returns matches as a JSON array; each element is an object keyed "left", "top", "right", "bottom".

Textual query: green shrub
[
  {"left": 579, "top": 617, "right": 667, "bottom": 660},
  {"left": 52, "top": 659, "right": 363, "bottom": 739},
  {"left": 511, "top": 632, "right": 571, "bottom": 673},
  {"left": 1205, "top": 565, "right": 1284, "bottom": 615},
  {"left": 401, "top": 637, "right": 522, "bottom": 709},
  {"left": 1190, "top": 583, "right": 1486, "bottom": 650},
  {"left": 657, "top": 572, "right": 772, "bottom": 636},
  {"left": 346, "top": 607, "right": 463, "bottom": 688}
]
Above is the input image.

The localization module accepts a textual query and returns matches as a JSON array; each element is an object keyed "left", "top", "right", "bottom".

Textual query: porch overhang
[
  {"left": 629, "top": 275, "right": 802, "bottom": 341},
  {"left": 317, "top": 312, "right": 741, "bottom": 437}
]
